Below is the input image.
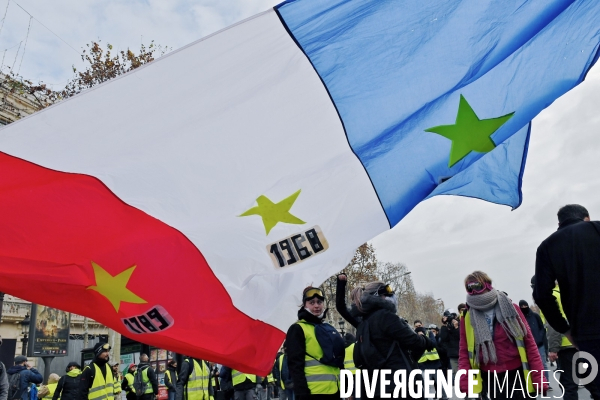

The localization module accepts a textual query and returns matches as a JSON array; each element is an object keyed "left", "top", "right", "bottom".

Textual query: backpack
[
  {"left": 8, "top": 372, "right": 22, "bottom": 400},
  {"left": 306, "top": 323, "right": 345, "bottom": 369},
  {"left": 133, "top": 367, "right": 149, "bottom": 397},
  {"left": 28, "top": 383, "right": 38, "bottom": 400},
  {"left": 354, "top": 311, "right": 415, "bottom": 371}
]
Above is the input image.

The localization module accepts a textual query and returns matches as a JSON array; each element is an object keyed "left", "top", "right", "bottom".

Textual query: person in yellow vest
[
  {"left": 229, "top": 369, "right": 257, "bottom": 400},
  {"left": 176, "top": 357, "right": 213, "bottom": 400},
  {"left": 41, "top": 373, "right": 60, "bottom": 400},
  {"left": 136, "top": 354, "right": 158, "bottom": 400},
  {"left": 79, "top": 342, "right": 116, "bottom": 400},
  {"left": 111, "top": 363, "right": 122, "bottom": 398},
  {"left": 52, "top": 362, "right": 81, "bottom": 400},
  {"left": 415, "top": 325, "right": 447, "bottom": 400},
  {"left": 286, "top": 286, "right": 344, "bottom": 400},
  {"left": 164, "top": 359, "right": 178, "bottom": 400},
  {"left": 273, "top": 346, "right": 293, "bottom": 400},
  {"left": 545, "top": 285, "right": 600, "bottom": 400},
  {"left": 121, "top": 364, "right": 137, "bottom": 400},
  {"left": 458, "top": 271, "right": 548, "bottom": 399}
]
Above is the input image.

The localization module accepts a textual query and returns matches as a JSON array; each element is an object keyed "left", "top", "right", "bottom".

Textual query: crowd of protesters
[{"left": 0, "top": 204, "right": 596, "bottom": 400}]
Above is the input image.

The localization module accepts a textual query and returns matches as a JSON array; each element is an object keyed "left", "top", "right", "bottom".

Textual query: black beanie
[{"left": 519, "top": 300, "right": 529, "bottom": 308}]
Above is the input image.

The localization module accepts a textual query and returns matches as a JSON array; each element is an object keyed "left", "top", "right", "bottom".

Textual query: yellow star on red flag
[{"left": 87, "top": 261, "right": 147, "bottom": 312}]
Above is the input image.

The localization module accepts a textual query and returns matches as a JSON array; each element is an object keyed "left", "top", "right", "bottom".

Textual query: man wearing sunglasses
[
  {"left": 534, "top": 204, "right": 600, "bottom": 389},
  {"left": 79, "top": 342, "right": 116, "bottom": 400}
]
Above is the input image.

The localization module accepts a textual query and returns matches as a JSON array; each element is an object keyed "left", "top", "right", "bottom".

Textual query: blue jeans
[{"left": 168, "top": 391, "right": 176, "bottom": 400}]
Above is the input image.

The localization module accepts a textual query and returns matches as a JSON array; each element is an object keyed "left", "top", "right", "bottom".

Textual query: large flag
[{"left": 0, "top": 0, "right": 598, "bottom": 373}]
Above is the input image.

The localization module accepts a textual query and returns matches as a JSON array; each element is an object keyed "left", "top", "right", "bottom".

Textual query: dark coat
[
  {"left": 335, "top": 278, "right": 432, "bottom": 371},
  {"left": 522, "top": 308, "right": 546, "bottom": 347},
  {"left": 286, "top": 308, "right": 339, "bottom": 400},
  {"left": 52, "top": 370, "right": 81, "bottom": 400},
  {"left": 6, "top": 365, "right": 43, "bottom": 400},
  {"left": 534, "top": 219, "right": 600, "bottom": 341},
  {"left": 439, "top": 324, "right": 460, "bottom": 358}
]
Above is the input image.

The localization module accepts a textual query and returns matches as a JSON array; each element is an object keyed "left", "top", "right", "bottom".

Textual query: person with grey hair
[
  {"left": 534, "top": 204, "right": 600, "bottom": 390},
  {"left": 136, "top": 354, "right": 158, "bottom": 400},
  {"left": 336, "top": 274, "right": 433, "bottom": 399},
  {"left": 0, "top": 335, "right": 8, "bottom": 400}
]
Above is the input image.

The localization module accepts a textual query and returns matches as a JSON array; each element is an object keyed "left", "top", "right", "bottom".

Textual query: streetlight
[
  {"left": 338, "top": 318, "right": 345, "bottom": 336},
  {"left": 20, "top": 313, "right": 30, "bottom": 356}
]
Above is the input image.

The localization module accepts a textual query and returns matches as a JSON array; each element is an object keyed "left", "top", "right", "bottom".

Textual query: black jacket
[
  {"left": 164, "top": 366, "right": 177, "bottom": 393},
  {"left": 79, "top": 359, "right": 110, "bottom": 399},
  {"left": 439, "top": 324, "right": 460, "bottom": 358},
  {"left": 335, "top": 278, "right": 431, "bottom": 372},
  {"left": 286, "top": 308, "right": 336, "bottom": 399},
  {"left": 53, "top": 370, "right": 81, "bottom": 400},
  {"left": 534, "top": 219, "right": 600, "bottom": 340},
  {"left": 521, "top": 308, "right": 546, "bottom": 347}
]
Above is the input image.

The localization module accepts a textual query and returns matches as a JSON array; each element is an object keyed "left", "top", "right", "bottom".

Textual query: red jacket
[{"left": 458, "top": 304, "right": 548, "bottom": 394}]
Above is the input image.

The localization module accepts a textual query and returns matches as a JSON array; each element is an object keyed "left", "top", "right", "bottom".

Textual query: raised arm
[{"left": 336, "top": 275, "right": 359, "bottom": 328}]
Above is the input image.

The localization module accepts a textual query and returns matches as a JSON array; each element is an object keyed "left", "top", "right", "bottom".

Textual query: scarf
[{"left": 466, "top": 289, "right": 527, "bottom": 365}]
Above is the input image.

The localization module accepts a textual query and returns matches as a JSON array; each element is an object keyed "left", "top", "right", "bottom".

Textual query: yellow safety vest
[
  {"left": 344, "top": 344, "right": 356, "bottom": 372},
  {"left": 44, "top": 383, "right": 58, "bottom": 400},
  {"left": 86, "top": 363, "right": 115, "bottom": 400},
  {"left": 124, "top": 373, "right": 134, "bottom": 393},
  {"left": 267, "top": 373, "right": 274, "bottom": 383},
  {"left": 418, "top": 348, "right": 440, "bottom": 364},
  {"left": 296, "top": 320, "right": 340, "bottom": 395},
  {"left": 232, "top": 370, "right": 257, "bottom": 387},
  {"left": 184, "top": 359, "right": 211, "bottom": 400},
  {"left": 552, "top": 287, "right": 572, "bottom": 347},
  {"left": 135, "top": 367, "right": 154, "bottom": 395},
  {"left": 464, "top": 310, "right": 535, "bottom": 394},
  {"left": 277, "top": 355, "right": 286, "bottom": 389},
  {"left": 166, "top": 369, "right": 178, "bottom": 389},
  {"left": 113, "top": 375, "right": 122, "bottom": 395}
]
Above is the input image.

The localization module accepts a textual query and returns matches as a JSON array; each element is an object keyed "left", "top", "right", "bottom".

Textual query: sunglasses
[
  {"left": 304, "top": 288, "right": 324, "bottom": 300},
  {"left": 466, "top": 281, "right": 492, "bottom": 294}
]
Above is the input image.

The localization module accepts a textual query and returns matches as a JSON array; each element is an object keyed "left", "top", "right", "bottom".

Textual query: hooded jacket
[
  {"left": 52, "top": 369, "right": 81, "bottom": 400},
  {"left": 286, "top": 307, "right": 338, "bottom": 400},
  {"left": 6, "top": 365, "right": 43, "bottom": 400},
  {"left": 335, "top": 278, "right": 431, "bottom": 371}
]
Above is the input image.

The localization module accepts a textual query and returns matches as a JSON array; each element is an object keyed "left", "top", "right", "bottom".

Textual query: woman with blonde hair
[
  {"left": 336, "top": 275, "right": 433, "bottom": 398},
  {"left": 458, "top": 271, "right": 548, "bottom": 399}
]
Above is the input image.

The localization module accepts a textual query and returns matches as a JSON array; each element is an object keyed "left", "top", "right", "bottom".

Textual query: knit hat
[
  {"left": 67, "top": 361, "right": 81, "bottom": 369},
  {"left": 93, "top": 342, "right": 111, "bottom": 356}
]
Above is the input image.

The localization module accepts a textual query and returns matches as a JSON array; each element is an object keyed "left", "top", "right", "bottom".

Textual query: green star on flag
[
  {"left": 239, "top": 189, "right": 306, "bottom": 235},
  {"left": 425, "top": 95, "right": 514, "bottom": 167}
]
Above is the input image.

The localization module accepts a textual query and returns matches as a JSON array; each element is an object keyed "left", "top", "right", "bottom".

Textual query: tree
[{"left": 1, "top": 40, "right": 169, "bottom": 119}]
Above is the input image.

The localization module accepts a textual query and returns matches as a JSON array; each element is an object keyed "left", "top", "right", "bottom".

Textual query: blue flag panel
[{"left": 276, "top": 0, "right": 600, "bottom": 226}]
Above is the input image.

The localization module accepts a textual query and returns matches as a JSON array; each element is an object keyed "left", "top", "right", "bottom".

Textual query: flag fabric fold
[{"left": 0, "top": 0, "right": 598, "bottom": 374}]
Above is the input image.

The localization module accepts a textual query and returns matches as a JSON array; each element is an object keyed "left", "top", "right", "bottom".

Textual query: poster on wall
[{"left": 28, "top": 304, "right": 70, "bottom": 356}]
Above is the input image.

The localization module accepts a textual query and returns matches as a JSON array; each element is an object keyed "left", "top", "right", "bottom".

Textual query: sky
[{"left": 1, "top": 0, "right": 599, "bottom": 318}]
